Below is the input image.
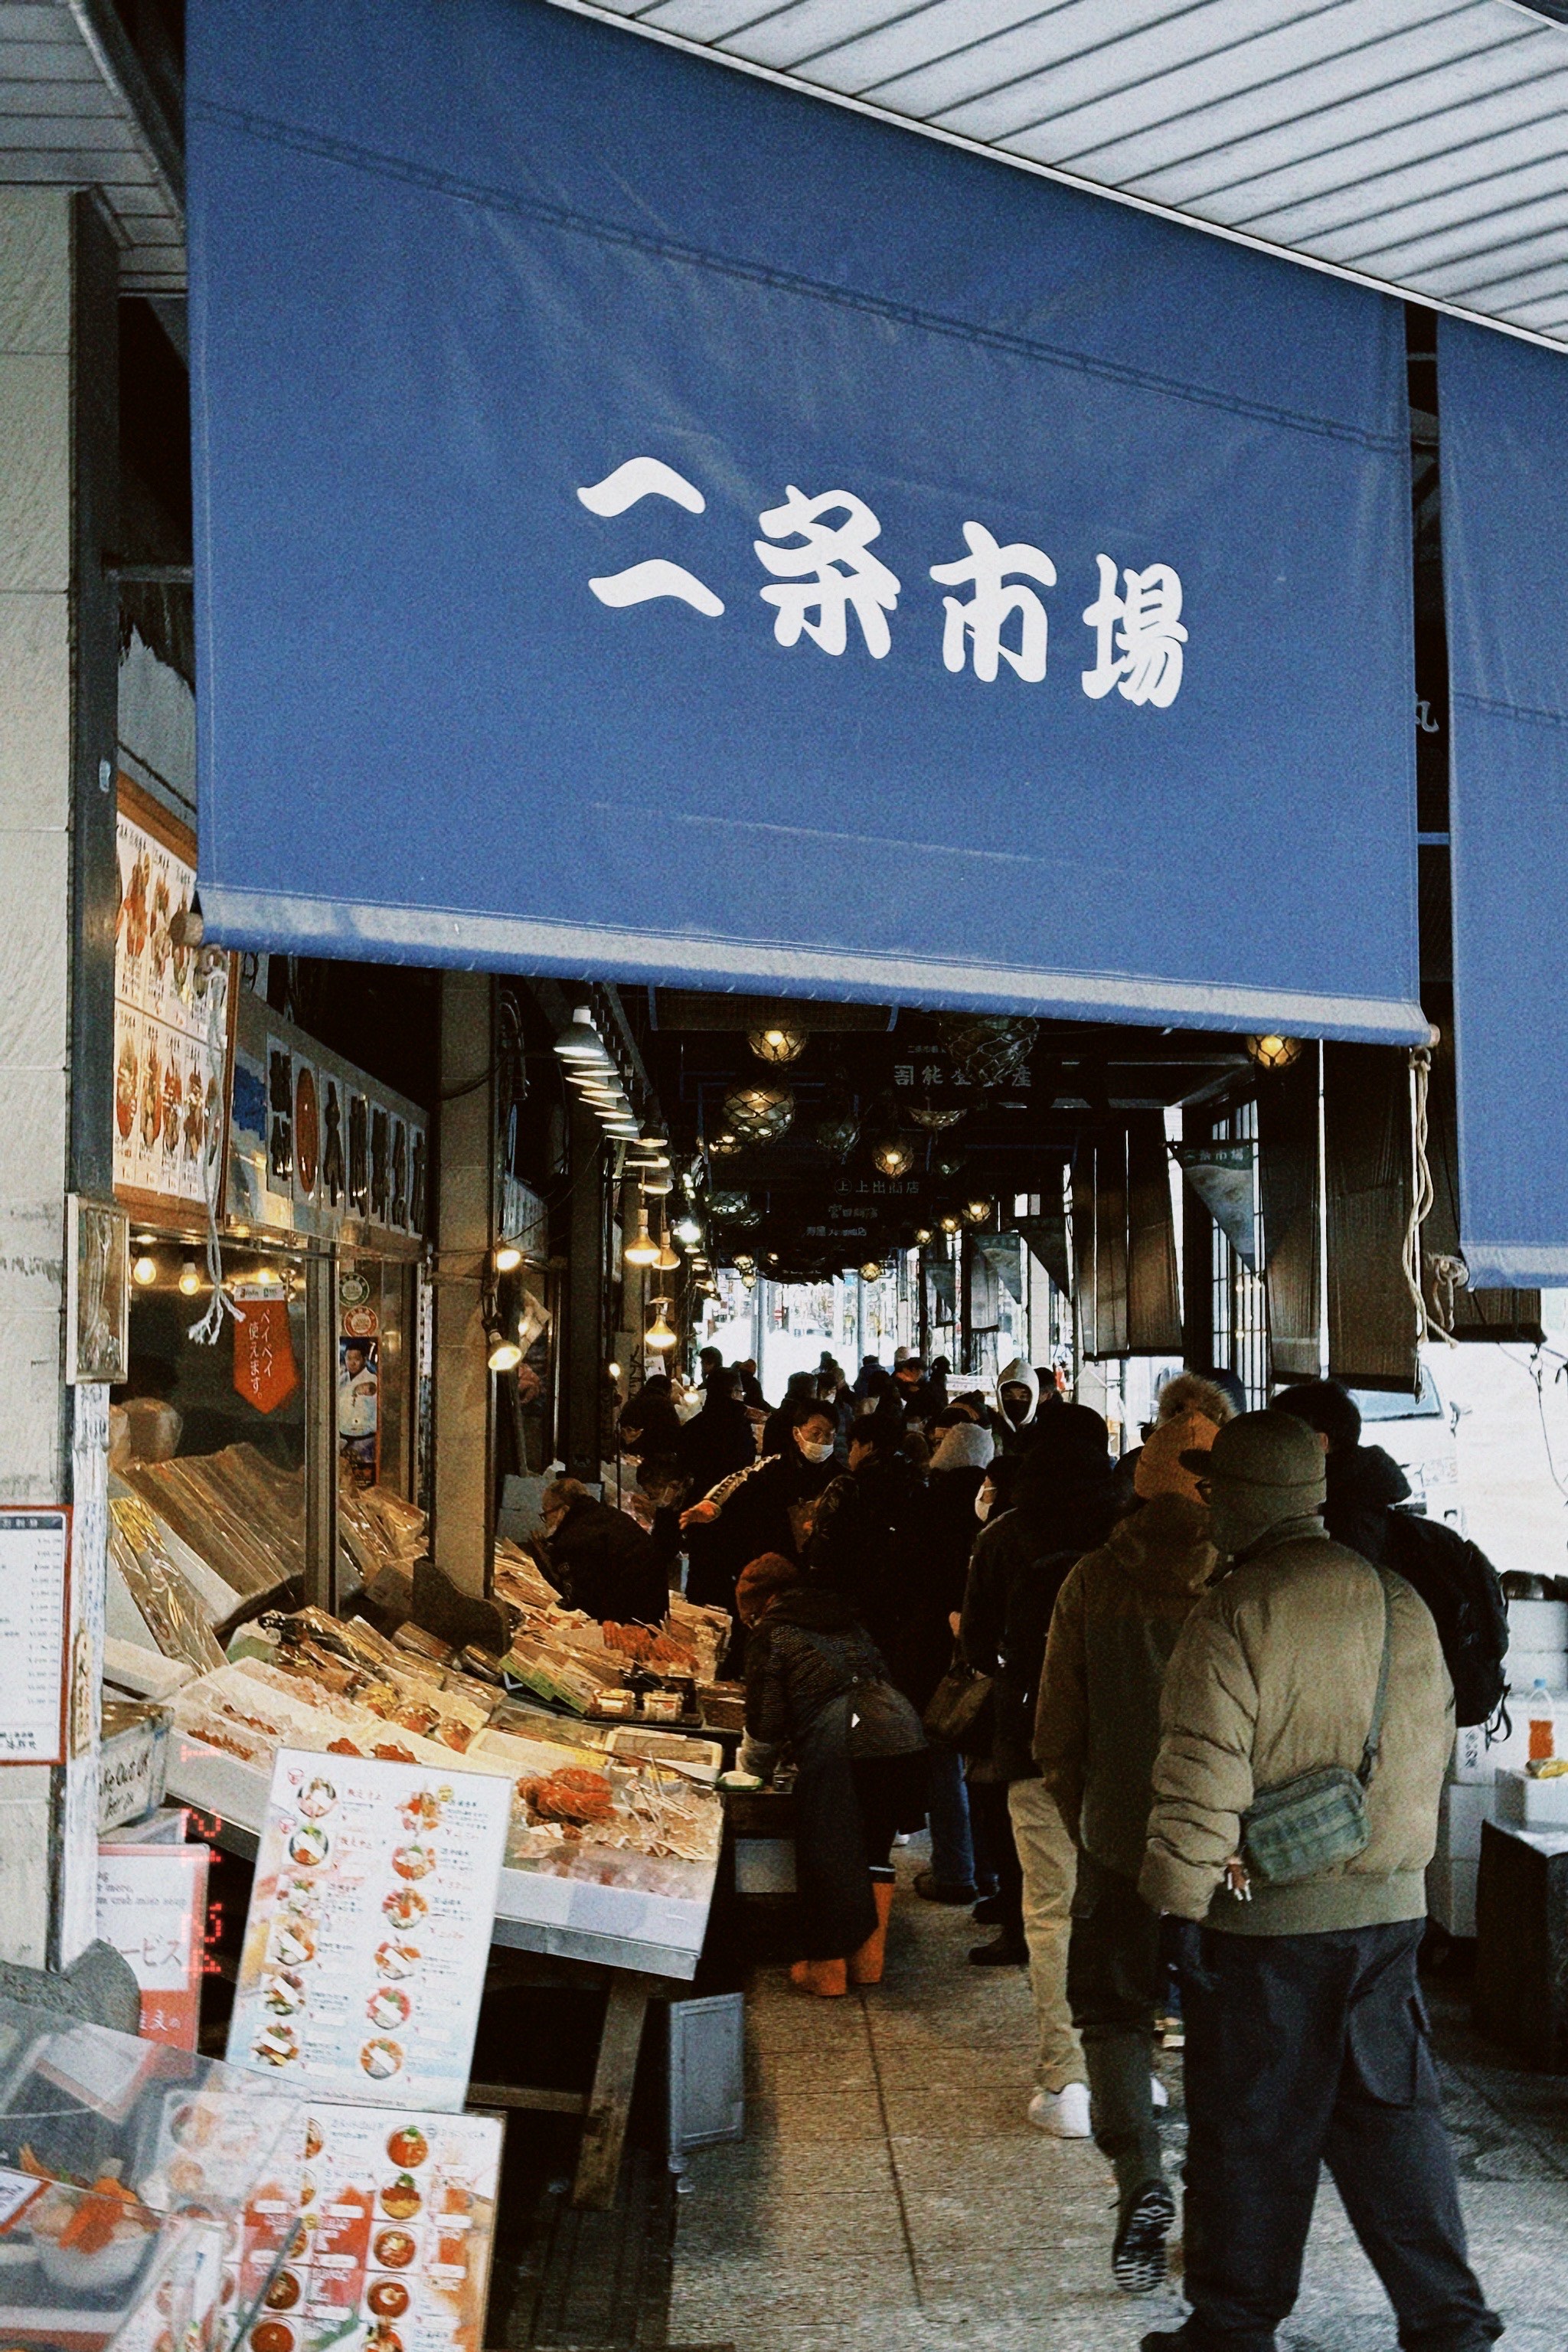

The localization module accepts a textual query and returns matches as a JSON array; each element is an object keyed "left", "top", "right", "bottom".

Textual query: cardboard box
[
  {"left": 1495, "top": 1767, "right": 1568, "bottom": 1831},
  {"left": 1427, "top": 1855, "right": 1478, "bottom": 1939},
  {"left": 1436, "top": 1779, "right": 1494, "bottom": 1861}
]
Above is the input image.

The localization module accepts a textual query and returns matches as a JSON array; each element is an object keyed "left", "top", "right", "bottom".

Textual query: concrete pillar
[
  {"left": 433, "top": 971, "right": 495, "bottom": 1594},
  {"left": 0, "top": 191, "right": 118, "bottom": 1965}
]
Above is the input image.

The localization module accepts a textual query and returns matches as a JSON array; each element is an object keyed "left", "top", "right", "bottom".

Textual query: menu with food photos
[
  {"left": 236, "top": 2105, "right": 501, "bottom": 2352},
  {"left": 227, "top": 1750, "right": 510, "bottom": 2112}
]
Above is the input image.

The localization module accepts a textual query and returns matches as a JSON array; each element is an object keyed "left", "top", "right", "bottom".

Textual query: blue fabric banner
[
  {"left": 1440, "top": 318, "right": 1568, "bottom": 1284},
  {"left": 188, "top": 0, "right": 1424, "bottom": 1038}
]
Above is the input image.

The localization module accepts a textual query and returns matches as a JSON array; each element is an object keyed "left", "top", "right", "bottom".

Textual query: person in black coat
[
  {"left": 763, "top": 1371, "right": 819, "bottom": 1460},
  {"left": 681, "top": 1396, "right": 840, "bottom": 1616},
  {"left": 616, "top": 1374, "right": 683, "bottom": 1475},
  {"left": 675, "top": 1366, "right": 757, "bottom": 1497},
  {"left": 897, "top": 1414, "right": 995, "bottom": 1904},
  {"left": 737, "top": 1553, "right": 926, "bottom": 1995},
  {"left": 805, "top": 1421, "right": 923, "bottom": 1657},
  {"left": 537, "top": 1479, "right": 668, "bottom": 1625}
]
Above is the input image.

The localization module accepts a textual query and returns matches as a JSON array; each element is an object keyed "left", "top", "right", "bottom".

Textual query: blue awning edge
[{"left": 1440, "top": 316, "right": 1568, "bottom": 1287}]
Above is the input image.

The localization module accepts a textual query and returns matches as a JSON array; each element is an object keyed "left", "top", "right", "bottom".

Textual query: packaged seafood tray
[{"left": 0, "top": 1991, "right": 302, "bottom": 2352}]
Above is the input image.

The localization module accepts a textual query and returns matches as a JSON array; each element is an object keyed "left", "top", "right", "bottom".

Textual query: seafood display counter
[
  {"left": 164, "top": 1609, "right": 726, "bottom": 1981},
  {"left": 0, "top": 1994, "right": 303, "bottom": 2352}
]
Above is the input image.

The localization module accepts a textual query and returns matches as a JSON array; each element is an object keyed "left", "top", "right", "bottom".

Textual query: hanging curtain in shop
[
  {"left": 975, "top": 1233, "right": 1025, "bottom": 1306},
  {"left": 1324, "top": 1044, "right": 1418, "bottom": 1393},
  {"left": 188, "top": 0, "right": 1424, "bottom": 1041},
  {"left": 1073, "top": 1142, "right": 1129, "bottom": 1363},
  {"left": 1072, "top": 1159, "right": 1099, "bottom": 1362},
  {"left": 1256, "top": 1053, "right": 1321, "bottom": 1380},
  {"left": 1419, "top": 1029, "right": 1542, "bottom": 1344},
  {"left": 1439, "top": 318, "right": 1568, "bottom": 1284},
  {"left": 1126, "top": 1116, "right": 1181, "bottom": 1356}
]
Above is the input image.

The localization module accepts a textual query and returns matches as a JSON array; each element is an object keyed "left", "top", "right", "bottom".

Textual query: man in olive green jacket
[
  {"left": 1137, "top": 1412, "right": 1499, "bottom": 2352},
  {"left": 1034, "top": 1406, "right": 1218, "bottom": 2295}
]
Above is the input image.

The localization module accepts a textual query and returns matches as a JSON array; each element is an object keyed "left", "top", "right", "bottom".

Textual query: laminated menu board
[
  {"left": 235, "top": 2105, "right": 501, "bottom": 2352},
  {"left": 96, "top": 1842, "right": 211, "bottom": 2049},
  {"left": 0, "top": 1508, "right": 70, "bottom": 1765},
  {"left": 228, "top": 1750, "right": 510, "bottom": 2112},
  {"left": 113, "top": 777, "right": 234, "bottom": 1222}
]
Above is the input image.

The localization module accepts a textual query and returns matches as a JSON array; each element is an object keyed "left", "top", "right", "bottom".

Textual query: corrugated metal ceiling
[{"left": 558, "top": 0, "right": 1568, "bottom": 349}]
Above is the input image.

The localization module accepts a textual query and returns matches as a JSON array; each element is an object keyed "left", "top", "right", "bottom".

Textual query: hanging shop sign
[
  {"left": 229, "top": 993, "right": 428, "bottom": 1254},
  {"left": 114, "top": 779, "right": 235, "bottom": 1226},
  {"left": 189, "top": 0, "right": 1425, "bottom": 1044},
  {"left": 1177, "top": 1142, "right": 1259, "bottom": 1269},
  {"left": 0, "top": 1508, "right": 70, "bottom": 1766},
  {"left": 1439, "top": 318, "right": 1568, "bottom": 1285}
]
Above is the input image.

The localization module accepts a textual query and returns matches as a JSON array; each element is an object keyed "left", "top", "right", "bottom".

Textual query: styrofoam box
[
  {"left": 1452, "top": 1713, "right": 1530, "bottom": 1784},
  {"left": 1503, "top": 1651, "right": 1568, "bottom": 1693},
  {"left": 1436, "top": 1780, "right": 1494, "bottom": 1862},
  {"left": 1495, "top": 1767, "right": 1568, "bottom": 1830},
  {"left": 1506, "top": 1599, "right": 1568, "bottom": 1648},
  {"left": 1427, "top": 1855, "right": 1478, "bottom": 1939}
]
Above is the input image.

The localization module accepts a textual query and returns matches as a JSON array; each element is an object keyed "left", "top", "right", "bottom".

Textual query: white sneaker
[
  {"left": 1029, "top": 2082, "right": 1092, "bottom": 2138},
  {"left": 1151, "top": 2075, "right": 1170, "bottom": 2110}
]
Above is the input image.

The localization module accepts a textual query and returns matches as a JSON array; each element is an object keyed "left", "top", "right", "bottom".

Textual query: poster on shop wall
[
  {"left": 95, "top": 1842, "right": 211, "bottom": 2048},
  {"left": 189, "top": 0, "right": 1426, "bottom": 1046}
]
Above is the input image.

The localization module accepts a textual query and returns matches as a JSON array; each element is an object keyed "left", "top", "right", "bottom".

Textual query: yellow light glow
[{"left": 132, "top": 1253, "right": 158, "bottom": 1287}]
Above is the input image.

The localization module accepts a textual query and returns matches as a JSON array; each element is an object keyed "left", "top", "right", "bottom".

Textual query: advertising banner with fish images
[
  {"left": 115, "top": 778, "right": 235, "bottom": 1222},
  {"left": 237, "top": 2105, "right": 501, "bottom": 2352},
  {"left": 228, "top": 1749, "right": 510, "bottom": 2112},
  {"left": 228, "top": 993, "right": 427, "bottom": 1255}
]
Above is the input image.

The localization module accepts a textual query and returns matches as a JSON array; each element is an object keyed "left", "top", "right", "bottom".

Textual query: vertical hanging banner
[
  {"left": 188, "top": 0, "right": 1423, "bottom": 1040},
  {"left": 1440, "top": 318, "right": 1568, "bottom": 1284}
]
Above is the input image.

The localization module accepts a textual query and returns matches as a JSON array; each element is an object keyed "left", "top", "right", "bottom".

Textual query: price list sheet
[{"left": 0, "top": 1508, "right": 70, "bottom": 1765}]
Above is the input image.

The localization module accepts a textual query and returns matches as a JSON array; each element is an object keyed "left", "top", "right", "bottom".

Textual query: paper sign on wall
[
  {"left": 0, "top": 1509, "right": 70, "bottom": 1766},
  {"left": 228, "top": 1750, "right": 509, "bottom": 2111},
  {"left": 96, "top": 1842, "right": 211, "bottom": 2049}
]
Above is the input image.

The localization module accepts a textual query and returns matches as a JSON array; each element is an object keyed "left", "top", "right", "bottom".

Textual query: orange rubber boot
[
  {"left": 848, "top": 1879, "right": 896, "bottom": 1987},
  {"left": 789, "top": 1957, "right": 848, "bottom": 1997}
]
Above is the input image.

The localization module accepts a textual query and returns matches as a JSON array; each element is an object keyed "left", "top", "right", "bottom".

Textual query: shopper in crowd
[
  {"left": 853, "top": 1354, "right": 884, "bottom": 1398},
  {"left": 1269, "top": 1376, "right": 1416, "bottom": 1561},
  {"left": 900, "top": 1413, "right": 995, "bottom": 1906},
  {"left": 892, "top": 1354, "right": 938, "bottom": 1427},
  {"left": 995, "top": 1355, "right": 1046, "bottom": 1457},
  {"left": 681, "top": 1396, "right": 841, "bottom": 1615},
  {"left": 763, "top": 1370, "right": 819, "bottom": 1459},
  {"left": 1034, "top": 1403, "right": 1220, "bottom": 2292},
  {"left": 805, "top": 1416, "right": 923, "bottom": 1657},
  {"left": 675, "top": 1364, "right": 757, "bottom": 1498},
  {"left": 697, "top": 1343, "right": 724, "bottom": 1383},
  {"left": 737, "top": 1553, "right": 927, "bottom": 1996},
  {"left": 1138, "top": 1410, "right": 1500, "bottom": 2352},
  {"left": 733, "top": 1357, "right": 768, "bottom": 1411},
  {"left": 1113, "top": 1371, "right": 1236, "bottom": 1510},
  {"left": 927, "top": 1355, "right": 951, "bottom": 1414},
  {"left": 536, "top": 1477, "right": 669, "bottom": 1625},
  {"left": 616, "top": 1370, "right": 684, "bottom": 1478},
  {"left": 960, "top": 1409, "right": 1118, "bottom": 2130}
]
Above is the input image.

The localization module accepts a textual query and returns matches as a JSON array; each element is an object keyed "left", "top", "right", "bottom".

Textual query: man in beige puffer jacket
[{"left": 1137, "top": 1411, "right": 1499, "bottom": 2352}]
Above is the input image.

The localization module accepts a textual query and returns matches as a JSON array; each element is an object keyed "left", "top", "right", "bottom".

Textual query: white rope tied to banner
[
  {"left": 186, "top": 949, "right": 245, "bottom": 1346},
  {"left": 1403, "top": 1045, "right": 1454, "bottom": 1350}
]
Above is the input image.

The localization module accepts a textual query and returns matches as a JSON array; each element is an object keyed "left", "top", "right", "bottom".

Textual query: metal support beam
[
  {"left": 563, "top": 1100, "right": 605, "bottom": 1484},
  {"left": 433, "top": 972, "right": 496, "bottom": 1592},
  {"left": 303, "top": 1249, "right": 339, "bottom": 1611}
]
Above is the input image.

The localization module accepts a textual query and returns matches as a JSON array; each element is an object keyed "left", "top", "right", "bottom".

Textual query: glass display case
[{"left": 0, "top": 1997, "right": 303, "bottom": 2352}]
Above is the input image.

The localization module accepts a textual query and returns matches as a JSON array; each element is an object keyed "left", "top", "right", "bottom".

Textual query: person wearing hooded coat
[
  {"left": 893, "top": 1416, "right": 995, "bottom": 1905},
  {"left": 737, "top": 1553, "right": 927, "bottom": 1998},
  {"left": 616, "top": 1374, "right": 684, "bottom": 1477},
  {"left": 960, "top": 1407, "right": 1119, "bottom": 2118},
  {"left": 804, "top": 1418, "right": 922, "bottom": 1658},
  {"left": 1034, "top": 1406, "right": 1220, "bottom": 2289},
  {"left": 995, "top": 1356, "right": 1044, "bottom": 1457}
]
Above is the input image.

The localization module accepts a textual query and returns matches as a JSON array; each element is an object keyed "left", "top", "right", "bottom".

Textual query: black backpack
[{"left": 1384, "top": 1508, "right": 1508, "bottom": 1729}]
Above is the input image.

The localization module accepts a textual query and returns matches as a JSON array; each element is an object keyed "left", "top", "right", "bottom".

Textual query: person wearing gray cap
[{"left": 1136, "top": 1410, "right": 1500, "bottom": 2352}]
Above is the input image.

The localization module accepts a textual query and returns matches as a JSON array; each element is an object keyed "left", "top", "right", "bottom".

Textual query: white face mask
[
  {"left": 795, "top": 1432, "right": 835, "bottom": 1464},
  {"left": 974, "top": 1485, "right": 994, "bottom": 1522}
]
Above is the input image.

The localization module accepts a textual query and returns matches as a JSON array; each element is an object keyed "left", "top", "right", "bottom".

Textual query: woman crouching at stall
[{"left": 736, "top": 1553, "right": 928, "bottom": 1998}]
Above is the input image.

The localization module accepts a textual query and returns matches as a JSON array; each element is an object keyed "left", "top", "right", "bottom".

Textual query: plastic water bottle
[{"left": 1528, "top": 1678, "right": 1557, "bottom": 1765}]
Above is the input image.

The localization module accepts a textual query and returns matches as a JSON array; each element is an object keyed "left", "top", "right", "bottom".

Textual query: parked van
[{"left": 1348, "top": 1357, "right": 1465, "bottom": 1534}]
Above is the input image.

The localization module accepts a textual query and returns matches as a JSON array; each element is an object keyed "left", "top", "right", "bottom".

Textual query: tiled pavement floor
[{"left": 669, "top": 1845, "right": 1568, "bottom": 2352}]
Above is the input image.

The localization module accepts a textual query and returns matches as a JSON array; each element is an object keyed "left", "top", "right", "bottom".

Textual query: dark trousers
[
  {"left": 968, "top": 1779, "right": 1024, "bottom": 1938},
  {"left": 1066, "top": 1854, "right": 1165, "bottom": 2210},
  {"left": 1178, "top": 1919, "right": 1501, "bottom": 2352}
]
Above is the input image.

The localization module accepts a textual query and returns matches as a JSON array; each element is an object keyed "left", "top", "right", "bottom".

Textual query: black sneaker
[
  {"left": 913, "top": 1870, "right": 978, "bottom": 1904},
  {"left": 1112, "top": 2180, "right": 1174, "bottom": 2295},
  {"left": 971, "top": 1892, "right": 1006, "bottom": 1924},
  {"left": 968, "top": 1935, "right": 1028, "bottom": 1967},
  {"left": 1138, "top": 2334, "right": 1192, "bottom": 2351}
]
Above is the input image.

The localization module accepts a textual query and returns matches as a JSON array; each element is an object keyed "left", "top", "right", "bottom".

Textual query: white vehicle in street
[{"left": 1349, "top": 1361, "right": 1465, "bottom": 1534}]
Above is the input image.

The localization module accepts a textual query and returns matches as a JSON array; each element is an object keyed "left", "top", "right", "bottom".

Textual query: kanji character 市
[
  {"left": 930, "top": 521, "right": 1057, "bottom": 682},
  {"left": 755, "top": 486, "right": 900, "bottom": 658},
  {"left": 1081, "top": 554, "right": 1187, "bottom": 707}
]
